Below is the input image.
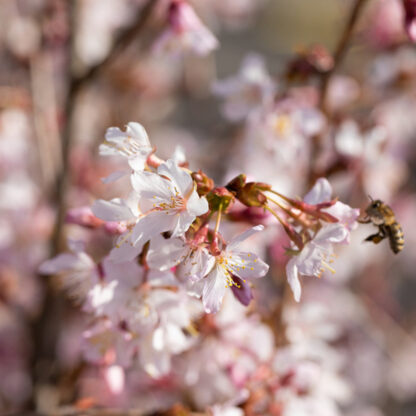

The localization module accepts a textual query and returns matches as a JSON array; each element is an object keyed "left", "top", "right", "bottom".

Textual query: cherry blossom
[
  {"left": 99, "top": 122, "right": 153, "bottom": 172},
  {"left": 213, "top": 53, "right": 276, "bottom": 122},
  {"left": 303, "top": 177, "right": 360, "bottom": 240},
  {"left": 154, "top": 0, "right": 218, "bottom": 56},
  {"left": 93, "top": 159, "right": 209, "bottom": 262},
  {"left": 286, "top": 224, "right": 348, "bottom": 302},
  {"left": 201, "top": 225, "right": 269, "bottom": 313}
]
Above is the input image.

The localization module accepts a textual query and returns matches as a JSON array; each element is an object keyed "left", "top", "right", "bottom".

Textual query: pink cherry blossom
[
  {"left": 154, "top": 0, "right": 218, "bottom": 56},
  {"left": 93, "top": 159, "right": 208, "bottom": 262},
  {"left": 201, "top": 225, "right": 269, "bottom": 313},
  {"left": 99, "top": 122, "right": 153, "bottom": 172}
]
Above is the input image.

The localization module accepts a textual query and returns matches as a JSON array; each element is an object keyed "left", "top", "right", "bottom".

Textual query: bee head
[
  {"left": 365, "top": 199, "right": 385, "bottom": 224},
  {"left": 371, "top": 199, "right": 382, "bottom": 209}
]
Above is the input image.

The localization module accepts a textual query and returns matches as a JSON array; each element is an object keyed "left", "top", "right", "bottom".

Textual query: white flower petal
[
  {"left": 39, "top": 252, "right": 93, "bottom": 274},
  {"left": 131, "top": 211, "right": 176, "bottom": 246},
  {"left": 228, "top": 252, "right": 269, "bottom": 280},
  {"left": 186, "top": 188, "right": 209, "bottom": 217},
  {"left": 163, "top": 323, "right": 189, "bottom": 354},
  {"left": 125, "top": 122, "right": 150, "bottom": 147},
  {"left": 147, "top": 235, "right": 188, "bottom": 270},
  {"left": 304, "top": 178, "right": 332, "bottom": 204},
  {"left": 127, "top": 153, "right": 149, "bottom": 172},
  {"left": 227, "top": 225, "right": 264, "bottom": 251},
  {"left": 313, "top": 223, "right": 348, "bottom": 247},
  {"left": 202, "top": 265, "right": 227, "bottom": 313},
  {"left": 325, "top": 202, "right": 360, "bottom": 231},
  {"left": 131, "top": 171, "right": 174, "bottom": 202},
  {"left": 170, "top": 211, "right": 195, "bottom": 237},
  {"left": 101, "top": 170, "right": 128, "bottom": 184},
  {"left": 109, "top": 238, "right": 142, "bottom": 263},
  {"left": 286, "top": 258, "right": 301, "bottom": 302},
  {"left": 100, "top": 123, "right": 152, "bottom": 167},
  {"left": 140, "top": 335, "right": 171, "bottom": 378},
  {"left": 92, "top": 198, "right": 135, "bottom": 222},
  {"left": 157, "top": 159, "right": 193, "bottom": 197},
  {"left": 177, "top": 248, "right": 215, "bottom": 282}
]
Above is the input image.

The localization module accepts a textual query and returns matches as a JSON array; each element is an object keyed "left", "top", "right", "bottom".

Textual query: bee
[{"left": 359, "top": 198, "right": 404, "bottom": 254}]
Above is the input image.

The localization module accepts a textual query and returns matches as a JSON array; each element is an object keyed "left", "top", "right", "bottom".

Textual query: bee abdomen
[{"left": 387, "top": 222, "right": 404, "bottom": 254}]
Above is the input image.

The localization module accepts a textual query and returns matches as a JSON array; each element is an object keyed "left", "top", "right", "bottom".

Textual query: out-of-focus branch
[
  {"left": 52, "top": 0, "right": 158, "bottom": 252},
  {"left": 16, "top": 407, "right": 207, "bottom": 416},
  {"left": 308, "top": 0, "right": 369, "bottom": 185},
  {"left": 319, "top": 0, "right": 369, "bottom": 112},
  {"left": 29, "top": 0, "right": 159, "bottom": 410}
]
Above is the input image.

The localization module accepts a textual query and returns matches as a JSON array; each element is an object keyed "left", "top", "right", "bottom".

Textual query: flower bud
[
  {"left": 192, "top": 170, "right": 214, "bottom": 196},
  {"left": 286, "top": 44, "right": 334, "bottom": 81},
  {"left": 226, "top": 175, "right": 272, "bottom": 208},
  {"left": 226, "top": 173, "right": 247, "bottom": 194},
  {"left": 66, "top": 206, "right": 104, "bottom": 228}
]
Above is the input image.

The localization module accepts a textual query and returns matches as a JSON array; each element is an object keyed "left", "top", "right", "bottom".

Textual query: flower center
[
  {"left": 152, "top": 192, "right": 185, "bottom": 213},
  {"left": 217, "top": 254, "right": 242, "bottom": 288},
  {"left": 316, "top": 253, "right": 336, "bottom": 278},
  {"left": 103, "top": 136, "right": 144, "bottom": 156}
]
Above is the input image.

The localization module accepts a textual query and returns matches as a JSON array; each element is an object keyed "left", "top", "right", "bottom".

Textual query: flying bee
[{"left": 359, "top": 198, "right": 404, "bottom": 254}]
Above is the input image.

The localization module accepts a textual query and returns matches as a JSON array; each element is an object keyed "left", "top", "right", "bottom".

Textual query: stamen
[
  {"left": 267, "top": 195, "right": 309, "bottom": 227},
  {"left": 116, "top": 228, "right": 134, "bottom": 248},
  {"left": 321, "top": 260, "right": 336, "bottom": 274}
]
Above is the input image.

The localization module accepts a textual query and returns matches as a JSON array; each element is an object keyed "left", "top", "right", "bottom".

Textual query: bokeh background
[{"left": 1, "top": 0, "right": 416, "bottom": 415}]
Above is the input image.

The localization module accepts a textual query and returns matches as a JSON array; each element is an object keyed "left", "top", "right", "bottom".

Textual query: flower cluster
[
  {"left": 3, "top": 0, "right": 415, "bottom": 414},
  {"left": 39, "top": 119, "right": 361, "bottom": 393}
]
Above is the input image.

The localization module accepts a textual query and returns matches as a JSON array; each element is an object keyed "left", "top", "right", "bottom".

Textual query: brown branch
[
  {"left": 52, "top": 0, "right": 158, "bottom": 252},
  {"left": 308, "top": 0, "right": 369, "bottom": 186},
  {"left": 318, "top": 0, "right": 369, "bottom": 112},
  {"left": 28, "top": 0, "right": 159, "bottom": 410}
]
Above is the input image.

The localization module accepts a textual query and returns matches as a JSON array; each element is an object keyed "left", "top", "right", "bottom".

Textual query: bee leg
[
  {"left": 365, "top": 228, "right": 386, "bottom": 244},
  {"left": 358, "top": 216, "right": 371, "bottom": 224}
]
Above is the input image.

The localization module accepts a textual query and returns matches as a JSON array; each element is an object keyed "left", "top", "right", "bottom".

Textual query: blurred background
[{"left": 1, "top": 0, "right": 416, "bottom": 415}]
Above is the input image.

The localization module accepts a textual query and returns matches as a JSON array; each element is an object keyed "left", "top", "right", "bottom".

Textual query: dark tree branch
[
  {"left": 52, "top": 0, "right": 158, "bottom": 252},
  {"left": 319, "top": 0, "right": 370, "bottom": 112},
  {"left": 308, "top": 0, "right": 370, "bottom": 186},
  {"left": 28, "top": 0, "right": 159, "bottom": 410}
]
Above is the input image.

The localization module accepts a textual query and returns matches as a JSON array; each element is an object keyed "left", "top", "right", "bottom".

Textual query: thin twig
[
  {"left": 319, "top": 0, "right": 369, "bottom": 112},
  {"left": 308, "top": 0, "right": 369, "bottom": 185}
]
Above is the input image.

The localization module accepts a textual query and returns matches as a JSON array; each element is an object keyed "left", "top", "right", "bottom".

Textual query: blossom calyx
[
  {"left": 191, "top": 170, "right": 214, "bottom": 196},
  {"left": 206, "top": 187, "right": 235, "bottom": 212},
  {"left": 226, "top": 174, "right": 272, "bottom": 208},
  {"left": 286, "top": 44, "right": 334, "bottom": 81}
]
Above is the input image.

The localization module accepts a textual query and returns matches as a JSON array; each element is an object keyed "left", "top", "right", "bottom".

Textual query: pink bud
[
  {"left": 403, "top": 0, "right": 416, "bottom": 41},
  {"left": 103, "top": 222, "right": 128, "bottom": 235},
  {"left": 66, "top": 206, "right": 104, "bottom": 228}
]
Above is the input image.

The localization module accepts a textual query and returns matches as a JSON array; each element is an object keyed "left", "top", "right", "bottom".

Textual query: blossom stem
[
  {"left": 267, "top": 195, "right": 309, "bottom": 228},
  {"left": 147, "top": 152, "right": 165, "bottom": 168},
  {"left": 268, "top": 189, "right": 294, "bottom": 205},
  {"left": 264, "top": 205, "right": 286, "bottom": 227},
  {"left": 265, "top": 205, "right": 303, "bottom": 249},
  {"left": 214, "top": 203, "right": 223, "bottom": 235}
]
